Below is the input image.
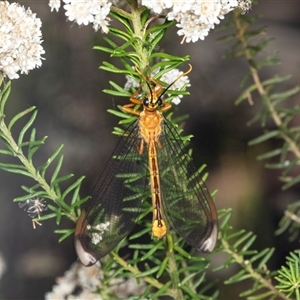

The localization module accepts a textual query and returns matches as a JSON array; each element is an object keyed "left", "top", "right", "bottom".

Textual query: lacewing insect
[{"left": 75, "top": 64, "right": 218, "bottom": 266}]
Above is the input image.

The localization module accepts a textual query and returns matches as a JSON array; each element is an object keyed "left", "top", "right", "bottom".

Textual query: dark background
[{"left": 0, "top": 1, "right": 300, "bottom": 299}]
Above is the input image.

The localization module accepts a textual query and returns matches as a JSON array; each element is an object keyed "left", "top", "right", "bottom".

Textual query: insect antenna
[
  {"left": 134, "top": 64, "right": 192, "bottom": 102},
  {"left": 158, "top": 64, "right": 192, "bottom": 99},
  {"left": 146, "top": 80, "right": 154, "bottom": 102}
]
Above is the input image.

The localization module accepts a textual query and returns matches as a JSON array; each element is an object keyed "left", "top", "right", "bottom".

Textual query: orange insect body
[
  {"left": 123, "top": 71, "right": 181, "bottom": 240},
  {"left": 75, "top": 64, "right": 218, "bottom": 267},
  {"left": 141, "top": 112, "right": 166, "bottom": 238}
]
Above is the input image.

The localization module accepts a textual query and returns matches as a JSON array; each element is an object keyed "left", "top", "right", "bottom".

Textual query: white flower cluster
[
  {"left": 161, "top": 68, "right": 191, "bottom": 105},
  {"left": 141, "top": 0, "right": 245, "bottom": 43},
  {"left": 49, "top": 0, "right": 251, "bottom": 42},
  {"left": 45, "top": 262, "right": 103, "bottom": 300},
  {"left": 0, "top": 1, "right": 45, "bottom": 79},
  {"left": 45, "top": 261, "right": 146, "bottom": 299},
  {"left": 125, "top": 67, "right": 190, "bottom": 105},
  {"left": 49, "top": 0, "right": 112, "bottom": 33}
]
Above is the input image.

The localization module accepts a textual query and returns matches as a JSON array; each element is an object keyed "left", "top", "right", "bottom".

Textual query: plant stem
[
  {"left": 112, "top": 251, "right": 179, "bottom": 298},
  {"left": 233, "top": 11, "right": 300, "bottom": 161},
  {"left": 220, "top": 232, "right": 289, "bottom": 300},
  {"left": 166, "top": 234, "right": 184, "bottom": 299},
  {"left": 0, "top": 115, "right": 77, "bottom": 222},
  {"left": 129, "top": 4, "right": 150, "bottom": 73}
]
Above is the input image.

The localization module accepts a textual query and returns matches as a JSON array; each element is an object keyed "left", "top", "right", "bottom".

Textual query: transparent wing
[
  {"left": 158, "top": 119, "right": 218, "bottom": 252},
  {"left": 75, "top": 121, "right": 149, "bottom": 266}
]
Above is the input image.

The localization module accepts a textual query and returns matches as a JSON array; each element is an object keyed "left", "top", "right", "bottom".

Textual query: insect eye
[
  {"left": 157, "top": 98, "right": 163, "bottom": 106},
  {"left": 143, "top": 98, "right": 150, "bottom": 106}
]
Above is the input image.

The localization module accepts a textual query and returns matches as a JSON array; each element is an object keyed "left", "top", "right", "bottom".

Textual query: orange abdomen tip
[{"left": 152, "top": 220, "right": 167, "bottom": 239}]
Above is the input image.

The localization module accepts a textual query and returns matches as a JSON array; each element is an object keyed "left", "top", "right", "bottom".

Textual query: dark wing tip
[
  {"left": 75, "top": 210, "right": 100, "bottom": 267},
  {"left": 197, "top": 221, "right": 218, "bottom": 253},
  {"left": 74, "top": 235, "right": 100, "bottom": 267}
]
